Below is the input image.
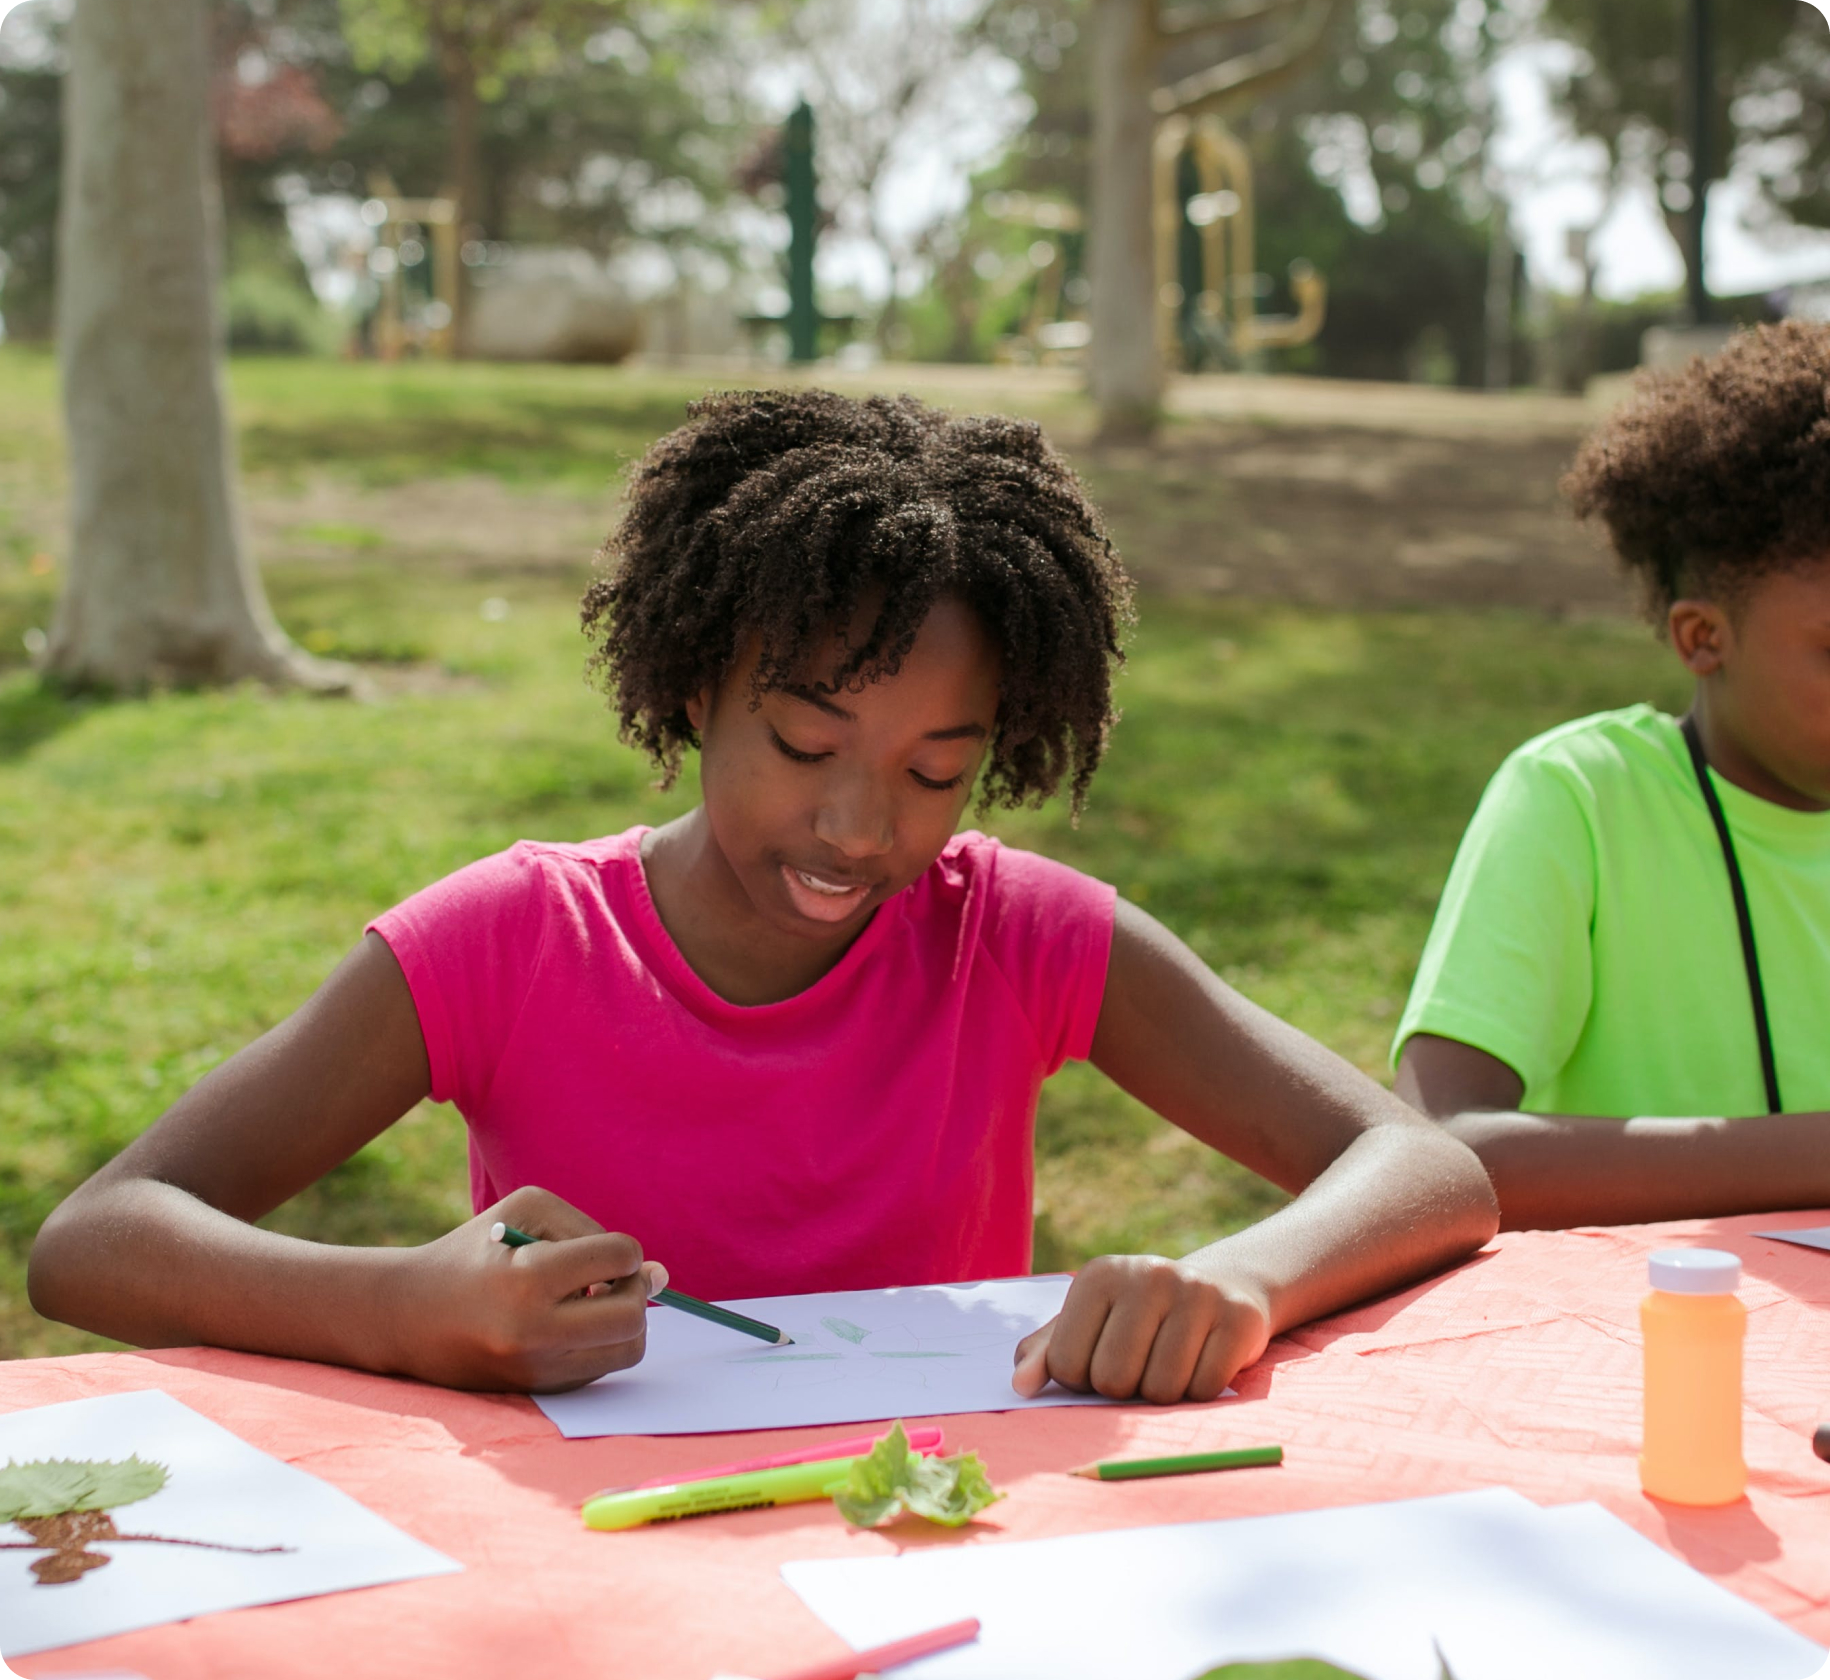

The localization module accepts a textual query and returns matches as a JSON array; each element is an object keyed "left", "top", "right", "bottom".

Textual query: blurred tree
[
  {"left": 985, "top": 0, "right": 1508, "bottom": 386},
  {"left": 0, "top": 58, "right": 58, "bottom": 340},
  {"left": 310, "top": 0, "right": 748, "bottom": 299},
  {"left": 1536, "top": 0, "right": 1830, "bottom": 313},
  {"left": 214, "top": 3, "right": 344, "bottom": 226},
  {"left": 211, "top": 3, "right": 346, "bottom": 351},
  {"left": 1250, "top": 118, "right": 1493, "bottom": 382},
  {"left": 770, "top": 0, "right": 1021, "bottom": 355},
  {"left": 0, "top": 3, "right": 62, "bottom": 342},
  {"left": 0, "top": 0, "right": 749, "bottom": 347},
  {"left": 1083, "top": 0, "right": 1341, "bottom": 438},
  {"left": 48, "top": 0, "right": 350, "bottom": 692},
  {"left": 335, "top": 0, "right": 623, "bottom": 347},
  {"left": 1257, "top": 0, "right": 1511, "bottom": 384},
  {"left": 0, "top": 1, "right": 344, "bottom": 345}
]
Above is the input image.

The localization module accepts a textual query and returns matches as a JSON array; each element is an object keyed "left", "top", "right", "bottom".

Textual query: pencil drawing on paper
[
  {"left": 731, "top": 1353, "right": 842, "bottom": 1363},
  {"left": 725, "top": 1316, "right": 1005, "bottom": 1393}
]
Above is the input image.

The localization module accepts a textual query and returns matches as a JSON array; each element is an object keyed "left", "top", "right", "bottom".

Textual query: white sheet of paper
[
  {"left": 1756, "top": 1225, "right": 1830, "bottom": 1253},
  {"left": 781, "top": 1487, "right": 1823, "bottom": 1680},
  {"left": 0, "top": 1389, "right": 460, "bottom": 1659},
  {"left": 533, "top": 1275, "right": 1147, "bottom": 1439}
]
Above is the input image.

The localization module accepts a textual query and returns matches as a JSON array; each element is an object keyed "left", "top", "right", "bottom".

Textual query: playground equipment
[
  {"left": 785, "top": 99, "right": 817, "bottom": 363},
  {"left": 986, "top": 113, "right": 1325, "bottom": 372},
  {"left": 1152, "top": 112, "right": 1326, "bottom": 370},
  {"left": 355, "top": 176, "right": 639, "bottom": 363},
  {"left": 984, "top": 191, "right": 1089, "bottom": 364},
  {"left": 359, "top": 176, "right": 459, "bottom": 359},
  {"left": 740, "top": 101, "right": 855, "bottom": 362}
]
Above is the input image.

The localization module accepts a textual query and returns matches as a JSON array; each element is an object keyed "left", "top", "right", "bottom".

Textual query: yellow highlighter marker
[{"left": 582, "top": 1456, "right": 860, "bottom": 1531}]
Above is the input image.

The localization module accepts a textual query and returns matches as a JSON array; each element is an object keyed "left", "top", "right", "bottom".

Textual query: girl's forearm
[
  {"left": 28, "top": 1178, "right": 413, "bottom": 1372},
  {"left": 1442, "top": 1109, "right": 1830, "bottom": 1231},
  {"left": 1182, "top": 1122, "right": 1499, "bottom": 1338}
]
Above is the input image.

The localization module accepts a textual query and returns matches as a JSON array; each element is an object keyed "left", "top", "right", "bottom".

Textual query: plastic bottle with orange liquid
[{"left": 1639, "top": 1248, "right": 1747, "bottom": 1506}]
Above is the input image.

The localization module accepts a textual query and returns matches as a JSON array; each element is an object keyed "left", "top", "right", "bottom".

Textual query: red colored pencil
[
  {"left": 764, "top": 1618, "right": 981, "bottom": 1680},
  {"left": 614, "top": 1426, "right": 946, "bottom": 1494}
]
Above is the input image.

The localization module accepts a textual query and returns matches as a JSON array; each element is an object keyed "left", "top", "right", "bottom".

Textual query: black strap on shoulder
[{"left": 1680, "top": 713, "right": 1782, "bottom": 1114}]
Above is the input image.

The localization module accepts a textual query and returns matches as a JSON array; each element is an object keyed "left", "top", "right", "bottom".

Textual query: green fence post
[{"left": 786, "top": 100, "right": 818, "bottom": 363}]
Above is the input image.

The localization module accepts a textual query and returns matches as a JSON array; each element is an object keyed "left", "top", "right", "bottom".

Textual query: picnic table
[{"left": 5, "top": 1212, "right": 1829, "bottom": 1678}]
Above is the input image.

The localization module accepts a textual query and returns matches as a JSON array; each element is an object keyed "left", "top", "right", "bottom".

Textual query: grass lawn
[{"left": 0, "top": 349, "right": 1687, "bottom": 1364}]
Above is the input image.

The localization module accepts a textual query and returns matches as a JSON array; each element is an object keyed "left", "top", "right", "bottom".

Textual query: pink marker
[
  {"left": 604, "top": 1426, "right": 947, "bottom": 1496},
  {"left": 764, "top": 1618, "right": 981, "bottom": 1680}
]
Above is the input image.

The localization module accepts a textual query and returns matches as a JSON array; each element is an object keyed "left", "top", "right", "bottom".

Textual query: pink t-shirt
[{"left": 368, "top": 828, "right": 1115, "bottom": 1301}]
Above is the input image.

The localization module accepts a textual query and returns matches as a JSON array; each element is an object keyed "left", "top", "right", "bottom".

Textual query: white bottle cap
[{"left": 1648, "top": 1248, "right": 1741, "bottom": 1294}]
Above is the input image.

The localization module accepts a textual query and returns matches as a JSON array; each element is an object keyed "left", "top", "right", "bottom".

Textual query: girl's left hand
[{"left": 1010, "top": 1254, "right": 1271, "bottom": 1404}]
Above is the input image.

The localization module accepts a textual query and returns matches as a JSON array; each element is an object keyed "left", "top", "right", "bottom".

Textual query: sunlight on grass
[{"left": 0, "top": 346, "right": 1682, "bottom": 1358}]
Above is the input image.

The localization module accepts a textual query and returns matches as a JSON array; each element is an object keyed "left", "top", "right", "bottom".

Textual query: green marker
[
  {"left": 582, "top": 1456, "right": 859, "bottom": 1531},
  {"left": 488, "top": 1221, "right": 793, "bottom": 1346},
  {"left": 1069, "top": 1445, "right": 1284, "bottom": 1481}
]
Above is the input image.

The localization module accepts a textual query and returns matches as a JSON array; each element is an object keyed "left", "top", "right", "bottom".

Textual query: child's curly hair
[
  {"left": 582, "top": 389, "right": 1134, "bottom": 815},
  {"left": 1562, "top": 319, "right": 1830, "bottom": 619}
]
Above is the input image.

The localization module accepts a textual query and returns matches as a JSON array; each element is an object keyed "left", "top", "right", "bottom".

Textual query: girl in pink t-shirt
[{"left": 32, "top": 391, "right": 1496, "bottom": 1399}]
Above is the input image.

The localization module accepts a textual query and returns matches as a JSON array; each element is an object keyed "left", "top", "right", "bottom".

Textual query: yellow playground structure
[
  {"left": 1154, "top": 112, "right": 1327, "bottom": 369},
  {"left": 991, "top": 114, "right": 1325, "bottom": 370}
]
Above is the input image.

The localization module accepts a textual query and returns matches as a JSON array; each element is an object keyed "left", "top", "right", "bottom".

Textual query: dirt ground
[
  {"left": 16, "top": 368, "right": 1639, "bottom": 618},
  {"left": 249, "top": 390, "right": 1634, "bottom": 619},
  {"left": 1085, "top": 418, "right": 1632, "bottom": 615}
]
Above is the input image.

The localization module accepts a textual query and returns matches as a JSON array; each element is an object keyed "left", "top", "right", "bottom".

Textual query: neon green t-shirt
[{"left": 1394, "top": 705, "right": 1830, "bottom": 1117}]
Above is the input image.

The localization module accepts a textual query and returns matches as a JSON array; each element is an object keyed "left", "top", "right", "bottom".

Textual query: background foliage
[{"left": 5, "top": 0, "right": 1826, "bottom": 371}]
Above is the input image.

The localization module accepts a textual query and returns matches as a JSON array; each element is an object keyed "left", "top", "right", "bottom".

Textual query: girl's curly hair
[
  {"left": 581, "top": 389, "right": 1134, "bottom": 815},
  {"left": 1562, "top": 319, "right": 1830, "bottom": 618}
]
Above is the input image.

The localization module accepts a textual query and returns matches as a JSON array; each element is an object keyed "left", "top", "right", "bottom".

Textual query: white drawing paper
[
  {"left": 1756, "top": 1225, "right": 1830, "bottom": 1253},
  {"left": 0, "top": 1389, "right": 460, "bottom": 1659},
  {"left": 533, "top": 1275, "right": 1166, "bottom": 1439},
  {"left": 781, "top": 1487, "right": 1823, "bottom": 1680}
]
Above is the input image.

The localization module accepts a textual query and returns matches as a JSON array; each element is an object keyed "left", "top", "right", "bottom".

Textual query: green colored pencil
[
  {"left": 489, "top": 1222, "right": 793, "bottom": 1346},
  {"left": 1069, "top": 1445, "right": 1284, "bottom": 1480},
  {"left": 651, "top": 1287, "right": 793, "bottom": 1347}
]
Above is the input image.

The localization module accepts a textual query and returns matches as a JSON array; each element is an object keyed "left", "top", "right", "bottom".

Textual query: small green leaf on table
[
  {"left": 1188, "top": 1664, "right": 1374, "bottom": 1679},
  {"left": 829, "top": 1421, "right": 1003, "bottom": 1529}
]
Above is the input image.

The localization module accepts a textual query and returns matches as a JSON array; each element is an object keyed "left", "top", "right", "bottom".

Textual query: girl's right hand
[{"left": 388, "top": 1186, "right": 667, "bottom": 1393}]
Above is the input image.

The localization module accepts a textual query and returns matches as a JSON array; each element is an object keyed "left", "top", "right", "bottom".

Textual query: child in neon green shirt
[{"left": 1395, "top": 320, "right": 1830, "bottom": 1229}]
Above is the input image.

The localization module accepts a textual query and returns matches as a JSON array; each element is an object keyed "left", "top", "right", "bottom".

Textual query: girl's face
[{"left": 686, "top": 595, "right": 1001, "bottom": 945}]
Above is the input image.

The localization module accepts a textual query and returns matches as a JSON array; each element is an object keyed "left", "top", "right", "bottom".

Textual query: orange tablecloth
[{"left": 5, "top": 1213, "right": 1830, "bottom": 1678}]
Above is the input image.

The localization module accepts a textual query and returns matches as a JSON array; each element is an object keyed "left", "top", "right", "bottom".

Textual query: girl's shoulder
[
  {"left": 927, "top": 830, "right": 1116, "bottom": 936},
  {"left": 493, "top": 828, "right": 646, "bottom": 889},
  {"left": 932, "top": 826, "right": 1102, "bottom": 885},
  {"left": 924, "top": 833, "right": 1116, "bottom": 1070},
  {"left": 372, "top": 827, "right": 648, "bottom": 945},
  {"left": 366, "top": 829, "right": 651, "bottom": 1111}
]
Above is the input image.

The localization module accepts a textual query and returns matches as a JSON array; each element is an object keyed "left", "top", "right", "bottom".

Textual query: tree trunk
[
  {"left": 48, "top": 0, "right": 353, "bottom": 694},
  {"left": 441, "top": 40, "right": 483, "bottom": 357},
  {"left": 1660, "top": 202, "right": 1706, "bottom": 326},
  {"left": 877, "top": 251, "right": 903, "bottom": 355},
  {"left": 1088, "top": 0, "right": 1163, "bottom": 440},
  {"left": 1483, "top": 206, "right": 1513, "bottom": 391}
]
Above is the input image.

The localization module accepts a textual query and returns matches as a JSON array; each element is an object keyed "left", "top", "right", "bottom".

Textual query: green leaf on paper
[
  {"left": 1187, "top": 1665, "right": 1375, "bottom": 1679},
  {"left": 0, "top": 1457, "right": 168, "bottom": 1522},
  {"left": 829, "top": 1421, "right": 1003, "bottom": 1530}
]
